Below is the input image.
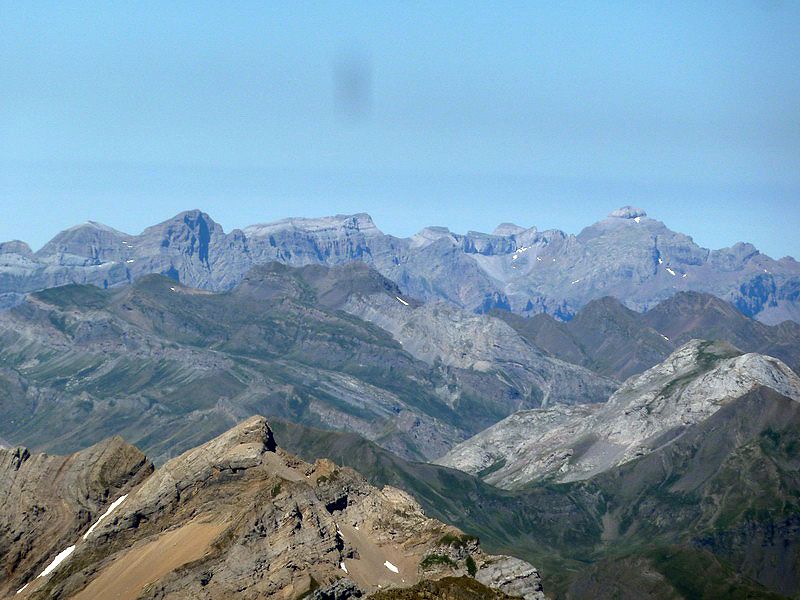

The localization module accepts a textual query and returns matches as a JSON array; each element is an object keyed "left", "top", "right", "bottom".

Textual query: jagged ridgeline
[
  {"left": 1, "top": 417, "right": 545, "bottom": 600},
  {"left": 2, "top": 207, "right": 799, "bottom": 323}
]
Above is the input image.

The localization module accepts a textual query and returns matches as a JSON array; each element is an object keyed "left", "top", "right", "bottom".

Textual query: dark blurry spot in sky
[
  {"left": 755, "top": 0, "right": 785, "bottom": 12},
  {"left": 333, "top": 50, "right": 372, "bottom": 122}
]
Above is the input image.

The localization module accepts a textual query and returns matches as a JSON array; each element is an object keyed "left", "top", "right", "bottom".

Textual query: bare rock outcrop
[
  {"left": 0, "top": 437, "right": 152, "bottom": 596},
  {"left": 439, "top": 340, "right": 800, "bottom": 488},
  {"left": 476, "top": 555, "right": 545, "bottom": 600},
  {"left": 8, "top": 417, "right": 545, "bottom": 600}
]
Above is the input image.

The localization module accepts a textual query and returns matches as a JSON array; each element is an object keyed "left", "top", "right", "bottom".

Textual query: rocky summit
[
  {"left": 2, "top": 208, "right": 799, "bottom": 323},
  {"left": 438, "top": 340, "right": 800, "bottom": 488},
  {"left": 2, "top": 417, "right": 545, "bottom": 600}
]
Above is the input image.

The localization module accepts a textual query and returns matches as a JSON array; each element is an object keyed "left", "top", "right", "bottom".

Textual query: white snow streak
[
  {"left": 340, "top": 562, "right": 348, "bottom": 573},
  {"left": 571, "top": 279, "right": 581, "bottom": 285},
  {"left": 126, "top": 259, "right": 135, "bottom": 263},
  {"left": 24, "top": 494, "right": 130, "bottom": 589},
  {"left": 512, "top": 246, "right": 530, "bottom": 260},
  {"left": 661, "top": 334, "right": 670, "bottom": 341},
  {"left": 169, "top": 287, "right": 176, "bottom": 291},
  {"left": 83, "top": 494, "right": 128, "bottom": 540},
  {"left": 384, "top": 560, "right": 399, "bottom": 573},
  {"left": 16, "top": 583, "right": 29, "bottom": 595},
  {"left": 682, "top": 273, "right": 687, "bottom": 278},
  {"left": 666, "top": 268, "right": 676, "bottom": 276},
  {"left": 658, "top": 257, "right": 663, "bottom": 264},
  {"left": 395, "top": 296, "right": 409, "bottom": 306},
  {"left": 634, "top": 216, "right": 641, "bottom": 223},
  {"left": 536, "top": 256, "right": 543, "bottom": 262},
  {"left": 38, "top": 545, "right": 76, "bottom": 578}
]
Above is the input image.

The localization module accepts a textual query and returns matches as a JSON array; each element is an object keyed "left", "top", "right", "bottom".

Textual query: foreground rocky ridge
[
  {"left": 2, "top": 417, "right": 545, "bottom": 600},
  {"left": 438, "top": 340, "right": 800, "bottom": 488},
  {"left": 2, "top": 207, "right": 799, "bottom": 323},
  {"left": 0, "top": 437, "right": 152, "bottom": 597}
]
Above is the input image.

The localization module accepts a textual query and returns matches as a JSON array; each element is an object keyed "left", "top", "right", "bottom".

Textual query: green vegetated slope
[
  {"left": 273, "top": 386, "right": 800, "bottom": 599},
  {"left": 0, "top": 263, "right": 581, "bottom": 463}
]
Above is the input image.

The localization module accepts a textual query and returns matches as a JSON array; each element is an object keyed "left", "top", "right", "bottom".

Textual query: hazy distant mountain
[
  {"left": 493, "top": 298, "right": 674, "bottom": 380},
  {"left": 2, "top": 207, "right": 799, "bottom": 323},
  {"left": 495, "top": 291, "right": 800, "bottom": 379}
]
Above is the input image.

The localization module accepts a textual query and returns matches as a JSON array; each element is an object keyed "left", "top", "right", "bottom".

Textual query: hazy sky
[{"left": 1, "top": 1, "right": 799, "bottom": 257}]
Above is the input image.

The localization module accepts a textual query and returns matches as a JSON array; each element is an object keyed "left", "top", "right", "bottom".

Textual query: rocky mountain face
[
  {"left": 437, "top": 340, "right": 800, "bottom": 488},
  {"left": 2, "top": 416, "right": 545, "bottom": 600},
  {"left": 326, "top": 270, "right": 616, "bottom": 411},
  {"left": 496, "top": 291, "right": 800, "bottom": 380},
  {"left": 3, "top": 207, "right": 799, "bottom": 323},
  {"left": 0, "top": 262, "right": 613, "bottom": 466},
  {"left": 0, "top": 437, "right": 152, "bottom": 597}
]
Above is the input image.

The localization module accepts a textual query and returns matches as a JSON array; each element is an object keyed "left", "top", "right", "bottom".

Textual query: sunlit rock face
[
  {"left": 2, "top": 417, "right": 546, "bottom": 600},
  {"left": 438, "top": 340, "right": 800, "bottom": 489}
]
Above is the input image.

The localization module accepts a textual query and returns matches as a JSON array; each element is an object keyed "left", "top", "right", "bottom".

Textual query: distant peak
[
  {"left": 608, "top": 206, "right": 647, "bottom": 219},
  {"left": 61, "top": 220, "right": 131, "bottom": 237},
  {"left": 410, "top": 226, "right": 455, "bottom": 248},
  {"left": 243, "top": 213, "right": 381, "bottom": 238},
  {"left": 0, "top": 240, "right": 33, "bottom": 256},
  {"left": 167, "top": 209, "right": 215, "bottom": 224},
  {"left": 492, "top": 223, "right": 527, "bottom": 236}
]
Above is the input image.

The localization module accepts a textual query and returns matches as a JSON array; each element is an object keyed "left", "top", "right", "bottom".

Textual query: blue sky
[{"left": 1, "top": 1, "right": 798, "bottom": 257}]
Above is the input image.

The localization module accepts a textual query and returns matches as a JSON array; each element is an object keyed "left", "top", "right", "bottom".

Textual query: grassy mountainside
[
  {"left": 0, "top": 263, "right": 608, "bottom": 463},
  {"left": 370, "top": 576, "right": 516, "bottom": 599}
]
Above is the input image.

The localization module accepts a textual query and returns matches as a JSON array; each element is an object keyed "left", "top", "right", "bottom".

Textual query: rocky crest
[
  {"left": 437, "top": 340, "right": 800, "bottom": 488},
  {"left": 0, "top": 437, "right": 152, "bottom": 597},
  {"left": 2, "top": 208, "right": 799, "bottom": 323},
  {"left": 5, "top": 417, "right": 545, "bottom": 600}
]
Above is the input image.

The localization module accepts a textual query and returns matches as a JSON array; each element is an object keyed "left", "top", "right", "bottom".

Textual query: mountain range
[
  {"left": 1, "top": 209, "right": 799, "bottom": 599},
  {"left": 0, "top": 262, "right": 613, "bottom": 465},
  {"left": 2, "top": 207, "right": 799, "bottom": 324}
]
